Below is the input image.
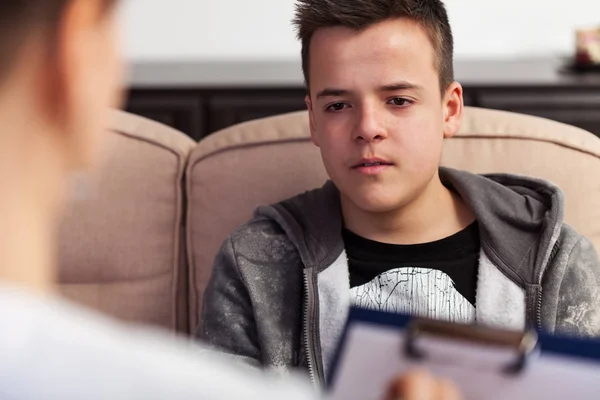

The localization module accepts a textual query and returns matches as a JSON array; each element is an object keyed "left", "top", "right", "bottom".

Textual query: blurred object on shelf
[
  {"left": 563, "top": 27, "right": 600, "bottom": 73},
  {"left": 576, "top": 28, "right": 600, "bottom": 64}
]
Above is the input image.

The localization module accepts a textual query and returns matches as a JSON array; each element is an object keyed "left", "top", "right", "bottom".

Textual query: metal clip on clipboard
[{"left": 404, "top": 318, "right": 540, "bottom": 375}]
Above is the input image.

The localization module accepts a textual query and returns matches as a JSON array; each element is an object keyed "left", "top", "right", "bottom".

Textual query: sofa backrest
[
  {"left": 186, "top": 106, "right": 600, "bottom": 332},
  {"left": 58, "top": 110, "right": 195, "bottom": 333}
]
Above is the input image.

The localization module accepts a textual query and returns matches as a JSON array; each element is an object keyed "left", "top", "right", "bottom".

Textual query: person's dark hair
[
  {"left": 0, "top": 0, "right": 118, "bottom": 80},
  {"left": 293, "top": 0, "right": 454, "bottom": 94}
]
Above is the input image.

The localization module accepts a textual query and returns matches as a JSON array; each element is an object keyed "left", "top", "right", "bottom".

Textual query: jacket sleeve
[
  {"left": 554, "top": 235, "right": 600, "bottom": 338},
  {"left": 196, "top": 236, "right": 262, "bottom": 367}
]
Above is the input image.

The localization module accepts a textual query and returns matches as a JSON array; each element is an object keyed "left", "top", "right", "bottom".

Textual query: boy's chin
[{"left": 343, "top": 191, "right": 409, "bottom": 214}]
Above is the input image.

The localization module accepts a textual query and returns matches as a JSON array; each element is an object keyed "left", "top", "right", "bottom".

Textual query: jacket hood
[{"left": 255, "top": 167, "right": 565, "bottom": 286}]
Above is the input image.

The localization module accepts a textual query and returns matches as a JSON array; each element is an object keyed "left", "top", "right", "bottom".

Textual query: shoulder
[
  {"left": 555, "top": 223, "right": 597, "bottom": 260},
  {"left": 546, "top": 223, "right": 600, "bottom": 298},
  {"left": 546, "top": 224, "right": 600, "bottom": 337},
  {"left": 545, "top": 223, "right": 599, "bottom": 274},
  {"left": 224, "top": 215, "right": 300, "bottom": 270}
]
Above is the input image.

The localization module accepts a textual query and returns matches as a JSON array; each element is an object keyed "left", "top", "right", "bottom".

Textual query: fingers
[
  {"left": 434, "top": 376, "right": 462, "bottom": 400},
  {"left": 398, "top": 369, "right": 435, "bottom": 399},
  {"left": 385, "top": 369, "right": 463, "bottom": 400}
]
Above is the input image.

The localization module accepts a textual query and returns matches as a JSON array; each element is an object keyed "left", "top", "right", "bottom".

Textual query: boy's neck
[{"left": 341, "top": 176, "right": 475, "bottom": 245}]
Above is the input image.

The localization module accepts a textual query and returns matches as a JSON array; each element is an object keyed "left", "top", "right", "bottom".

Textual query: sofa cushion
[
  {"left": 58, "top": 110, "right": 195, "bottom": 333},
  {"left": 186, "top": 107, "right": 600, "bottom": 332},
  {"left": 441, "top": 107, "right": 600, "bottom": 251}
]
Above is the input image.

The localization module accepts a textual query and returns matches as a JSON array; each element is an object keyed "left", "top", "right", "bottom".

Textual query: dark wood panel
[
  {"left": 487, "top": 108, "right": 600, "bottom": 136},
  {"left": 477, "top": 90, "right": 600, "bottom": 108},
  {"left": 208, "top": 94, "right": 306, "bottom": 133},
  {"left": 126, "top": 93, "right": 205, "bottom": 140},
  {"left": 473, "top": 89, "right": 600, "bottom": 136},
  {"left": 462, "top": 91, "right": 475, "bottom": 107}
]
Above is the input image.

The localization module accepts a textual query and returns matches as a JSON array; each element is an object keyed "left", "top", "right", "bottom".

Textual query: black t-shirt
[{"left": 343, "top": 222, "right": 480, "bottom": 323}]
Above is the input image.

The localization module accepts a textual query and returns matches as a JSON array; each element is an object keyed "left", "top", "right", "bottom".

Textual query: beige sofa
[{"left": 57, "top": 107, "right": 600, "bottom": 335}]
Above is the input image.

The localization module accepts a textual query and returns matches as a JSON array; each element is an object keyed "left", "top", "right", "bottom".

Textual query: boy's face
[{"left": 306, "top": 18, "right": 463, "bottom": 214}]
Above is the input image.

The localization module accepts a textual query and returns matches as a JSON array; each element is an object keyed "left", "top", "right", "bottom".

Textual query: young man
[{"left": 198, "top": 0, "right": 600, "bottom": 389}]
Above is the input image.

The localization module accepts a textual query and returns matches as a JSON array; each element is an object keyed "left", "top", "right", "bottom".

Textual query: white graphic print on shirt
[{"left": 350, "top": 267, "right": 475, "bottom": 324}]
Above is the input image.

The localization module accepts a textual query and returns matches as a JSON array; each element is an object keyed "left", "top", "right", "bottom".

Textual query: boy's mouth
[
  {"left": 351, "top": 158, "right": 394, "bottom": 175},
  {"left": 351, "top": 158, "right": 393, "bottom": 169}
]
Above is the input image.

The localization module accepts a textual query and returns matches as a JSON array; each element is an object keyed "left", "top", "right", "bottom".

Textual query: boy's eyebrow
[
  {"left": 316, "top": 88, "right": 350, "bottom": 99},
  {"left": 380, "top": 81, "right": 423, "bottom": 92},
  {"left": 316, "top": 81, "right": 423, "bottom": 99}
]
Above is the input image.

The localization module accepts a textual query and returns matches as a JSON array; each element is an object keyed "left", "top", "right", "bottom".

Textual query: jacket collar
[{"left": 256, "top": 167, "right": 565, "bottom": 286}]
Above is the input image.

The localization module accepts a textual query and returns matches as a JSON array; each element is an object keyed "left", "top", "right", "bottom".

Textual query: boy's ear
[
  {"left": 442, "top": 81, "right": 464, "bottom": 139},
  {"left": 305, "top": 94, "right": 320, "bottom": 147}
]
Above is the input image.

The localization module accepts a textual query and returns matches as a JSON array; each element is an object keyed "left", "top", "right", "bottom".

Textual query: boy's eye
[
  {"left": 325, "top": 102, "right": 348, "bottom": 112},
  {"left": 388, "top": 98, "right": 412, "bottom": 106}
]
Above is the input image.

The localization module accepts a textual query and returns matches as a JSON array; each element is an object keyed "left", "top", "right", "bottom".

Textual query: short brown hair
[
  {"left": 293, "top": 0, "right": 454, "bottom": 94},
  {"left": 0, "top": 0, "right": 118, "bottom": 80}
]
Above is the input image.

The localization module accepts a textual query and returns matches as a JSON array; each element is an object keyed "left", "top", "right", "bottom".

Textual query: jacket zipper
[
  {"left": 535, "top": 289, "right": 543, "bottom": 329},
  {"left": 302, "top": 269, "right": 323, "bottom": 388},
  {"left": 526, "top": 284, "right": 543, "bottom": 330},
  {"left": 530, "top": 242, "right": 559, "bottom": 329}
]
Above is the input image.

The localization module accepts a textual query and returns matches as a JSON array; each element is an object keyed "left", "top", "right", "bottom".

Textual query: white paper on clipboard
[{"left": 327, "top": 321, "right": 600, "bottom": 400}]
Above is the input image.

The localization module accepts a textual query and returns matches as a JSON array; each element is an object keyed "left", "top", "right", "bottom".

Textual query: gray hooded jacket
[{"left": 198, "top": 168, "right": 600, "bottom": 388}]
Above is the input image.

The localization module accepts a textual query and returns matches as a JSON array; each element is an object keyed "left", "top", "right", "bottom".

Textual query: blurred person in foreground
[{"left": 0, "top": 0, "right": 461, "bottom": 399}]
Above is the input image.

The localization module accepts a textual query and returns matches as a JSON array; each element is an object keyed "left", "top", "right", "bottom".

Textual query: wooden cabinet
[
  {"left": 207, "top": 92, "right": 306, "bottom": 133},
  {"left": 125, "top": 58, "right": 600, "bottom": 141},
  {"left": 474, "top": 89, "right": 600, "bottom": 134},
  {"left": 126, "top": 93, "right": 205, "bottom": 140}
]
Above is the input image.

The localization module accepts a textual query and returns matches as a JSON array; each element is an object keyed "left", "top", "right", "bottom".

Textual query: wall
[{"left": 120, "top": 0, "right": 600, "bottom": 61}]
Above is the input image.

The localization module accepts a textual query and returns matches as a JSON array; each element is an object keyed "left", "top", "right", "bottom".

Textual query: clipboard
[{"left": 326, "top": 307, "right": 600, "bottom": 400}]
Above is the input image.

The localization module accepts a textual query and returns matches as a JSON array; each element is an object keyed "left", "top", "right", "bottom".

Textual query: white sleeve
[{"left": 0, "top": 287, "right": 321, "bottom": 400}]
